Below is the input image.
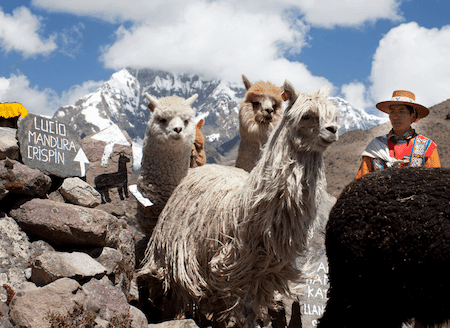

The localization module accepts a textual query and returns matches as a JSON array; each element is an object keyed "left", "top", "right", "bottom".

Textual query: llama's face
[
  {"left": 239, "top": 82, "right": 284, "bottom": 141},
  {"left": 147, "top": 96, "right": 196, "bottom": 147},
  {"left": 246, "top": 94, "right": 282, "bottom": 124},
  {"left": 285, "top": 86, "right": 339, "bottom": 153}
]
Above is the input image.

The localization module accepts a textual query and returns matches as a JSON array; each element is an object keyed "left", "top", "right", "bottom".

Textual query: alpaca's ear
[
  {"left": 197, "top": 119, "right": 204, "bottom": 129},
  {"left": 318, "top": 86, "right": 330, "bottom": 98},
  {"left": 281, "top": 80, "right": 298, "bottom": 105},
  {"left": 242, "top": 74, "right": 252, "bottom": 90},
  {"left": 145, "top": 92, "right": 160, "bottom": 112},
  {"left": 185, "top": 94, "right": 198, "bottom": 107}
]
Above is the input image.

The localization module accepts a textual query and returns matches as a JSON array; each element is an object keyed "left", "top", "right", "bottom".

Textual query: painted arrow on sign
[{"left": 74, "top": 147, "right": 89, "bottom": 177}]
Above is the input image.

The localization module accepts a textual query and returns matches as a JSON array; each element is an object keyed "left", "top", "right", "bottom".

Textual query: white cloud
[
  {"left": 0, "top": 73, "right": 103, "bottom": 117},
  {"left": 30, "top": 0, "right": 408, "bottom": 93},
  {"left": 99, "top": 1, "right": 332, "bottom": 92},
  {"left": 0, "top": 6, "right": 57, "bottom": 57},
  {"left": 58, "top": 22, "right": 84, "bottom": 58},
  {"left": 294, "top": 0, "right": 403, "bottom": 28},
  {"left": 341, "top": 82, "right": 373, "bottom": 111},
  {"left": 369, "top": 22, "right": 450, "bottom": 108},
  {"left": 32, "top": 0, "right": 189, "bottom": 24}
]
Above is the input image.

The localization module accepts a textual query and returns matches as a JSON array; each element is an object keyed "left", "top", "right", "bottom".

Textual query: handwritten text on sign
[
  {"left": 302, "top": 259, "right": 329, "bottom": 327},
  {"left": 27, "top": 117, "right": 76, "bottom": 164},
  {"left": 18, "top": 113, "right": 89, "bottom": 178}
]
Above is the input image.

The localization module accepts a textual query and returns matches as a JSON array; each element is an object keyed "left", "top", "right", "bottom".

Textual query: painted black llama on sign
[{"left": 95, "top": 153, "right": 130, "bottom": 204}]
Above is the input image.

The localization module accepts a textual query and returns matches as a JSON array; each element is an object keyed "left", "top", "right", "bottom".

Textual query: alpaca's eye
[
  {"left": 251, "top": 101, "right": 259, "bottom": 108},
  {"left": 302, "top": 114, "right": 311, "bottom": 120},
  {"left": 184, "top": 120, "right": 189, "bottom": 124},
  {"left": 159, "top": 118, "right": 167, "bottom": 124}
]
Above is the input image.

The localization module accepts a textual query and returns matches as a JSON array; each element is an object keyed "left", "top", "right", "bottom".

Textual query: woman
[{"left": 356, "top": 90, "right": 440, "bottom": 179}]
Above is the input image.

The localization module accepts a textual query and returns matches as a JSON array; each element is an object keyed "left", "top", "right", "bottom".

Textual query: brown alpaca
[
  {"left": 190, "top": 119, "right": 206, "bottom": 168},
  {"left": 235, "top": 75, "right": 284, "bottom": 172}
]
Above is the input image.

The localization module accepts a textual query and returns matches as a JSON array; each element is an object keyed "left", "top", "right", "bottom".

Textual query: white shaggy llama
[
  {"left": 137, "top": 81, "right": 339, "bottom": 327},
  {"left": 136, "top": 92, "right": 197, "bottom": 235},
  {"left": 235, "top": 75, "right": 284, "bottom": 172}
]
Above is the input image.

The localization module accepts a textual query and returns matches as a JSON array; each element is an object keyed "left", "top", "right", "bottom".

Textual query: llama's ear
[
  {"left": 185, "top": 94, "right": 198, "bottom": 107},
  {"left": 318, "top": 86, "right": 330, "bottom": 98},
  {"left": 242, "top": 74, "right": 252, "bottom": 90},
  {"left": 197, "top": 119, "right": 204, "bottom": 129},
  {"left": 145, "top": 92, "right": 160, "bottom": 112},
  {"left": 281, "top": 80, "right": 298, "bottom": 104}
]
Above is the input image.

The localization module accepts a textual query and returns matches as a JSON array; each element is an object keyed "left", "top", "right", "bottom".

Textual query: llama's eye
[
  {"left": 302, "top": 114, "right": 311, "bottom": 120},
  {"left": 159, "top": 118, "right": 167, "bottom": 124},
  {"left": 184, "top": 120, "right": 189, "bottom": 125},
  {"left": 252, "top": 101, "right": 259, "bottom": 108}
]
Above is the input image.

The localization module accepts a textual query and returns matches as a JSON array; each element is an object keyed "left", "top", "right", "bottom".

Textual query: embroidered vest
[{"left": 371, "top": 135, "right": 431, "bottom": 171}]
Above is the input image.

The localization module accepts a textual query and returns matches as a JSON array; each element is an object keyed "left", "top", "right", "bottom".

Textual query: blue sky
[{"left": 1, "top": 0, "right": 449, "bottom": 117}]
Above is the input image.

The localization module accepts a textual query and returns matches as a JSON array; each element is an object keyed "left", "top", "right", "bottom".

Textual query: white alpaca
[
  {"left": 137, "top": 81, "right": 339, "bottom": 327},
  {"left": 235, "top": 75, "right": 284, "bottom": 172},
  {"left": 136, "top": 92, "right": 197, "bottom": 235}
]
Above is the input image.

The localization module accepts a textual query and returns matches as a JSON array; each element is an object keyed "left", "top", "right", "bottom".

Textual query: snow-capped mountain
[
  {"left": 329, "top": 97, "right": 389, "bottom": 135},
  {"left": 53, "top": 68, "right": 388, "bottom": 169}
]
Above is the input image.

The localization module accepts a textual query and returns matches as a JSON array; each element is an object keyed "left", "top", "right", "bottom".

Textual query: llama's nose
[
  {"left": 174, "top": 127, "right": 182, "bottom": 134},
  {"left": 326, "top": 126, "right": 337, "bottom": 134},
  {"left": 265, "top": 108, "right": 274, "bottom": 114}
]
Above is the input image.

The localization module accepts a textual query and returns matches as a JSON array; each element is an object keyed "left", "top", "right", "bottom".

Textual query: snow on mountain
[
  {"left": 53, "top": 68, "right": 389, "bottom": 170},
  {"left": 329, "top": 97, "right": 389, "bottom": 135}
]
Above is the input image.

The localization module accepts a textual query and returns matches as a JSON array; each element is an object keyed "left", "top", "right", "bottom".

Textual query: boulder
[
  {"left": 148, "top": 319, "right": 200, "bottom": 327},
  {"left": 10, "top": 198, "right": 124, "bottom": 247},
  {"left": 59, "top": 177, "right": 101, "bottom": 207},
  {"left": 0, "top": 127, "right": 20, "bottom": 161},
  {"left": 88, "top": 247, "right": 123, "bottom": 275},
  {"left": 31, "top": 251, "right": 107, "bottom": 286},
  {"left": 82, "top": 278, "right": 130, "bottom": 320},
  {"left": 0, "top": 214, "right": 31, "bottom": 296},
  {"left": 0, "top": 158, "right": 51, "bottom": 197},
  {"left": 9, "top": 278, "right": 100, "bottom": 328}
]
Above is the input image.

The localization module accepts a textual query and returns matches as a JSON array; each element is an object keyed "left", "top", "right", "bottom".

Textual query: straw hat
[{"left": 376, "top": 90, "right": 429, "bottom": 120}]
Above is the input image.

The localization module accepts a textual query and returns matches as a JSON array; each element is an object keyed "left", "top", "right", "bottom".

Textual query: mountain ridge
[{"left": 52, "top": 67, "right": 390, "bottom": 168}]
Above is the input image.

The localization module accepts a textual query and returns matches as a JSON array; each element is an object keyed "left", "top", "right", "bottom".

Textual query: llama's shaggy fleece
[
  {"left": 319, "top": 167, "right": 450, "bottom": 328},
  {"left": 190, "top": 119, "right": 206, "bottom": 168},
  {"left": 137, "top": 81, "right": 339, "bottom": 327},
  {"left": 235, "top": 75, "right": 284, "bottom": 172},
  {"left": 136, "top": 92, "right": 197, "bottom": 236}
]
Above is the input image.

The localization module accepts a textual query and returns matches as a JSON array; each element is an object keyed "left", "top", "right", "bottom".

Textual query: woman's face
[{"left": 388, "top": 105, "right": 416, "bottom": 135}]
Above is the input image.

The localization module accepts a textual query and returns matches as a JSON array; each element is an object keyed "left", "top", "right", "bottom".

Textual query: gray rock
[
  {"left": 0, "top": 158, "right": 51, "bottom": 197},
  {"left": 0, "top": 127, "right": 20, "bottom": 161},
  {"left": 47, "top": 189, "right": 66, "bottom": 203},
  {"left": 148, "top": 319, "right": 200, "bottom": 328},
  {"left": 89, "top": 247, "right": 123, "bottom": 275},
  {"left": 9, "top": 198, "right": 123, "bottom": 247},
  {"left": 9, "top": 278, "right": 100, "bottom": 328},
  {"left": 130, "top": 305, "right": 149, "bottom": 328},
  {"left": 59, "top": 177, "right": 101, "bottom": 207},
  {"left": 82, "top": 278, "right": 129, "bottom": 320},
  {"left": 29, "top": 240, "right": 55, "bottom": 260},
  {"left": 31, "top": 251, "right": 107, "bottom": 286},
  {"left": 0, "top": 214, "right": 31, "bottom": 299},
  {"left": 0, "top": 301, "right": 13, "bottom": 328}
]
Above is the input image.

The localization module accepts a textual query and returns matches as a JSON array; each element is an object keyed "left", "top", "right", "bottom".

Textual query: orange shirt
[{"left": 356, "top": 135, "right": 440, "bottom": 179}]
